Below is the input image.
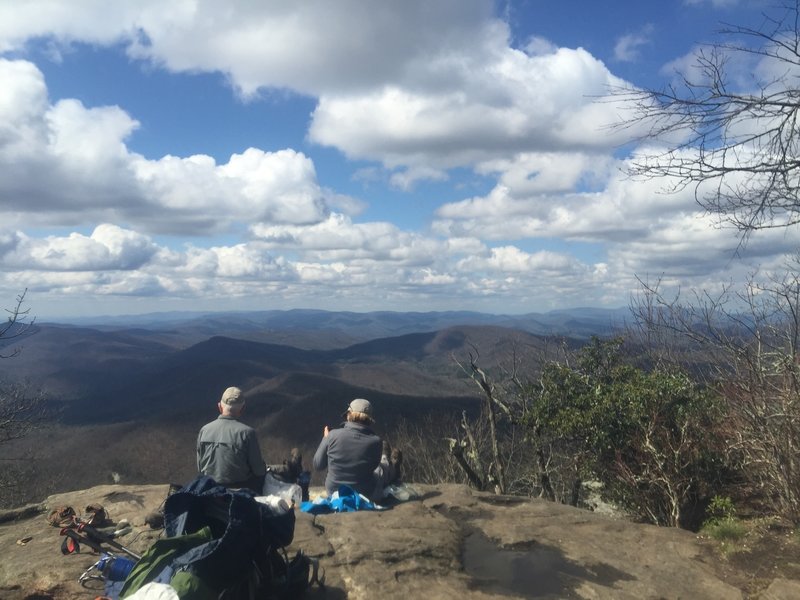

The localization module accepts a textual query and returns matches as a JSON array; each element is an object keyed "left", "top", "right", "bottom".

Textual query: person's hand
[{"left": 323, "top": 425, "right": 330, "bottom": 437}]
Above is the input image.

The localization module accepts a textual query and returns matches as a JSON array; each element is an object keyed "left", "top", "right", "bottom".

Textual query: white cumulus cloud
[
  {"left": 0, "top": 59, "right": 331, "bottom": 234},
  {"left": 1, "top": 224, "right": 157, "bottom": 271}
]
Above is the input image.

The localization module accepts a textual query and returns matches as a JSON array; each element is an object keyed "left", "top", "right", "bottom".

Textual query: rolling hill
[{"left": 0, "top": 308, "right": 625, "bottom": 506}]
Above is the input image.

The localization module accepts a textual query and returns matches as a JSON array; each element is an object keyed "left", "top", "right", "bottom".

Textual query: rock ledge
[{"left": 2, "top": 483, "right": 798, "bottom": 599}]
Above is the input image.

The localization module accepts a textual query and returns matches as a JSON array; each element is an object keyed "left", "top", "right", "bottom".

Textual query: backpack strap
[{"left": 307, "top": 555, "right": 325, "bottom": 588}]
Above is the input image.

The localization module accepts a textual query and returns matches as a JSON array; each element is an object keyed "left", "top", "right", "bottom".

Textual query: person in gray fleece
[
  {"left": 313, "top": 398, "right": 400, "bottom": 501},
  {"left": 196, "top": 386, "right": 267, "bottom": 493}
]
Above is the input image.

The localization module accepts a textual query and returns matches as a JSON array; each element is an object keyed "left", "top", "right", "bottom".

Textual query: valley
[{"left": 0, "top": 307, "right": 624, "bottom": 506}]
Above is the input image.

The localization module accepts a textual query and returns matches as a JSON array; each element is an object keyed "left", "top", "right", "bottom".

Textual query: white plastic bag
[
  {"left": 383, "top": 483, "right": 420, "bottom": 502},
  {"left": 254, "top": 494, "right": 291, "bottom": 514},
  {"left": 262, "top": 472, "right": 302, "bottom": 506},
  {"left": 126, "top": 582, "right": 180, "bottom": 600}
]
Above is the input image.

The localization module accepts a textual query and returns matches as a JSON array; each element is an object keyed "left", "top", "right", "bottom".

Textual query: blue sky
[{"left": 0, "top": 0, "right": 797, "bottom": 319}]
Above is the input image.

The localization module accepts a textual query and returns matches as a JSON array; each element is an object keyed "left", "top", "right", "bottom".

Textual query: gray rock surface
[
  {"left": 760, "top": 577, "right": 800, "bottom": 600},
  {"left": 0, "top": 482, "right": 782, "bottom": 599}
]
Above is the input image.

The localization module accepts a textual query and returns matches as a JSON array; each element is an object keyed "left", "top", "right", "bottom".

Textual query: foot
[
  {"left": 389, "top": 448, "right": 403, "bottom": 484},
  {"left": 287, "top": 448, "right": 303, "bottom": 480},
  {"left": 268, "top": 464, "right": 292, "bottom": 482},
  {"left": 144, "top": 511, "right": 164, "bottom": 529}
]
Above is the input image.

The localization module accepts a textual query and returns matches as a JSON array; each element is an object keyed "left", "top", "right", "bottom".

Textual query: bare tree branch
[
  {"left": 0, "top": 289, "right": 35, "bottom": 359},
  {"left": 611, "top": 0, "right": 800, "bottom": 239}
]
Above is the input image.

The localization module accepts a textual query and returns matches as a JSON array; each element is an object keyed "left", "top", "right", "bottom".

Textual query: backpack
[{"left": 117, "top": 476, "right": 319, "bottom": 599}]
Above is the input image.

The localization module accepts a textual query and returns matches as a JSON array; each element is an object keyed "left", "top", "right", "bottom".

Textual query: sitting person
[
  {"left": 312, "top": 398, "right": 401, "bottom": 501},
  {"left": 196, "top": 386, "right": 267, "bottom": 493}
]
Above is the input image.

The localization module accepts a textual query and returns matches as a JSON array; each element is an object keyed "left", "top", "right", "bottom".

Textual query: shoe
[
  {"left": 145, "top": 511, "right": 164, "bottom": 529},
  {"left": 389, "top": 449, "right": 403, "bottom": 484},
  {"left": 269, "top": 448, "right": 305, "bottom": 483},
  {"left": 287, "top": 448, "right": 303, "bottom": 481}
]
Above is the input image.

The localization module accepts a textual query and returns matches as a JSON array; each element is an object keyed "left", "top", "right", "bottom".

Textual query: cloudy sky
[{"left": 1, "top": 0, "right": 797, "bottom": 320}]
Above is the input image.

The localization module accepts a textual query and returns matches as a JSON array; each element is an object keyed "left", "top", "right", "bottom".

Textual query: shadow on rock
[
  {"left": 416, "top": 490, "right": 442, "bottom": 501},
  {"left": 462, "top": 528, "right": 635, "bottom": 598},
  {"left": 102, "top": 491, "right": 146, "bottom": 507},
  {"left": 475, "top": 495, "right": 528, "bottom": 507},
  {"left": 304, "top": 583, "right": 347, "bottom": 599}
]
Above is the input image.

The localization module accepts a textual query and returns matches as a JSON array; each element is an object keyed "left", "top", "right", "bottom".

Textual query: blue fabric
[{"left": 300, "top": 485, "right": 380, "bottom": 514}]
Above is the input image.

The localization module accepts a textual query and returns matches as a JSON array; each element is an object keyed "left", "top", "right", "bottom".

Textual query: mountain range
[{"left": 0, "top": 307, "right": 628, "bottom": 505}]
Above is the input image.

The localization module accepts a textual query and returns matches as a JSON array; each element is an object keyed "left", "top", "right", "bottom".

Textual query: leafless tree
[
  {"left": 0, "top": 291, "right": 45, "bottom": 507},
  {"left": 615, "top": 1, "right": 800, "bottom": 238},
  {"left": 457, "top": 351, "right": 508, "bottom": 493},
  {"left": 0, "top": 289, "right": 35, "bottom": 358},
  {"left": 0, "top": 291, "right": 40, "bottom": 442},
  {"left": 390, "top": 414, "right": 470, "bottom": 486},
  {"left": 443, "top": 339, "right": 573, "bottom": 499},
  {"left": 0, "top": 381, "right": 47, "bottom": 447},
  {"left": 629, "top": 262, "right": 800, "bottom": 523}
]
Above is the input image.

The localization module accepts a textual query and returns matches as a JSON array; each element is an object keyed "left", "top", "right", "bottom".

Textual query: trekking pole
[
  {"left": 77, "top": 522, "right": 142, "bottom": 560},
  {"left": 60, "top": 527, "right": 108, "bottom": 555}
]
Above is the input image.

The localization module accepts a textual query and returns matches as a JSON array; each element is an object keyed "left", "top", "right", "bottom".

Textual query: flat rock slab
[
  {"left": 0, "top": 482, "right": 784, "bottom": 599},
  {"left": 0, "top": 483, "right": 171, "bottom": 599}
]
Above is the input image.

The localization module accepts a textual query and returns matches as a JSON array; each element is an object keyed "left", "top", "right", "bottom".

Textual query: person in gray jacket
[
  {"left": 197, "top": 386, "right": 267, "bottom": 493},
  {"left": 313, "top": 398, "right": 399, "bottom": 501}
]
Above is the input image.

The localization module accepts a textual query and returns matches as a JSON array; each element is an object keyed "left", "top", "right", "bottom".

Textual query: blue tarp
[{"left": 300, "top": 485, "right": 383, "bottom": 514}]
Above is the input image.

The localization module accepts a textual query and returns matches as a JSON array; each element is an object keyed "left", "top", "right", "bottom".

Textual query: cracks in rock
[
  {"left": 101, "top": 491, "right": 145, "bottom": 506},
  {"left": 0, "top": 502, "right": 44, "bottom": 524},
  {"left": 475, "top": 495, "right": 527, "bottom": 507},
  {"left": 309, "top": 514, "right": 326, "bottom": 535}
]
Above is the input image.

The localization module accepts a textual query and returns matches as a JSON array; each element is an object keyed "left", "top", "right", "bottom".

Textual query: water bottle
[
  {"left": 101, "top": 555, "right": 136, "bottom": 581},
  {"left": 298, "top": 471, "right": 311, "bottom": 502}
]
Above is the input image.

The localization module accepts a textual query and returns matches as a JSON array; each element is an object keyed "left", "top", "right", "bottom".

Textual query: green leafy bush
[{"left": 527, "top": 337, "right": 726, "bottom": 527}]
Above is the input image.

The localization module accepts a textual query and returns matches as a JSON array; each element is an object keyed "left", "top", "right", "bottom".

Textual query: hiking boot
[
  {"left": 83, "top": 504, "right": 107, "bottom": 526},
  {"left": 287, "top": 448, "right": 303, "bottom": 481},
  {"left": 298, "top": 470, "right": 311, "bottom": 502},
  {"left": 144, "top": 511, "right": 164, "bottom": 529},
  {"left": 47, "top": 505, "right": 76, "bottom": 528},
  {"left": 389, "top": 448, "right": 403, "bottom": 484},
  {"left": 269, "top": 448, "right": 305, "bottom": 483},
  {"left": 268, "top": 464, "right": 292, "bottom": 482}
]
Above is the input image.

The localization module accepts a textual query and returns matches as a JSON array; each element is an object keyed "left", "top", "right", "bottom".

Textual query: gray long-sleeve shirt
[
  {"left": 313, "top": 421, "right": 382, "bottom": 497},
  {"left": 197, "top": 415, "right": 266, "bottom": 488}
]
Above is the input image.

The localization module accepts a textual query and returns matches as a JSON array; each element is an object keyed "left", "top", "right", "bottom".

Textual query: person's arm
[
  {"left": 369, "top": 436, "right": 383, "bottom": 469},
  {"left": 245, "top": 430, "right": 267, "bottom": 477},
  {"left": 196, "top": 429, "right": 204, "bottom": 472},
  {"left": 313, "top": 429, "right": 330, "bottom": 471}
]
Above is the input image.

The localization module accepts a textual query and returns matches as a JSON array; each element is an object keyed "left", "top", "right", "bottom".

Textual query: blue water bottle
[{"left": 101, "top": 554, "right": 136, "bottom": 581}]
